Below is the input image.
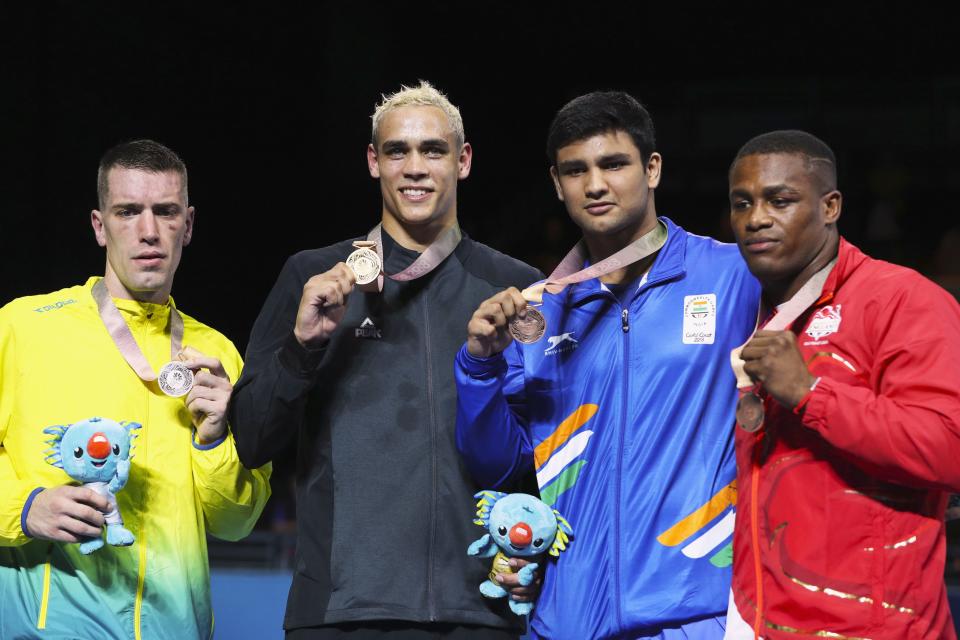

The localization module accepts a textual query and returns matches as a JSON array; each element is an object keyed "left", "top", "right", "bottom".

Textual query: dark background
[
  {"left": 5, "top": 4, "right": 960, "bottom": 550},
  {"left": 5, "top": 3, "right": 960, "bottom": 349}
]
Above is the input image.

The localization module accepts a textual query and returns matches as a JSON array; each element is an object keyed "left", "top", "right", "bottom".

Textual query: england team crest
[{"left": 806, "top": 304, "right": 842, "bottom": 340}]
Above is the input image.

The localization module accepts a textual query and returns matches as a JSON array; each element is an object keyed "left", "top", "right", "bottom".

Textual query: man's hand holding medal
[
  {"left": 466, "top": 287, "right": 539, "bottom": 358},
  {"left": 294, "top": 263, "right": 358, "bottom": 349},
  {"left": 176, "top": 346, "right": 234, "bottom": 445}
]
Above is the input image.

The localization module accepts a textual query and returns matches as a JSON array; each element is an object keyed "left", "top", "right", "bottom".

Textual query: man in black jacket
[{"left": 229, "top": 81, "right": 542, "bottom": 639}]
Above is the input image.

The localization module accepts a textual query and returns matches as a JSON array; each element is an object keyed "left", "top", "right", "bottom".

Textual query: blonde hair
[{"left": 370, "top": 80, "right": 465, "bottom": 147}]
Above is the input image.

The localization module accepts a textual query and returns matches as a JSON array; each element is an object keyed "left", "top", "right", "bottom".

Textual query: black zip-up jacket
[{"left": 230, "top": 230, "right": 542, "bottom": 631}]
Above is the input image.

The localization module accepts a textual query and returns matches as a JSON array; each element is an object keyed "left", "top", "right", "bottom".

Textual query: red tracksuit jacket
[{"left": 733, "top": 238, "right": 960, "bottom": 639}]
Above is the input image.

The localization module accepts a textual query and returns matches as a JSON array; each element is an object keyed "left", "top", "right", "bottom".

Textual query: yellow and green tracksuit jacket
[{"left": 0, "top": 278, "right": 272, "bottom": 639}]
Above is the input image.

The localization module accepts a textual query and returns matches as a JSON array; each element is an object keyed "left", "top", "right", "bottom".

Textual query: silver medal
[
  {"left": 346, "top": 248, "right": 382, "bottom": 285},
  {"left": 158, "top": 361, "right": 194, "bottom": 397}
]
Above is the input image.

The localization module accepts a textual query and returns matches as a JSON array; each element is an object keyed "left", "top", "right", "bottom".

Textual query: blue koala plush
[
  {"left": 43, "top": 417, "right": 141, "bottom": 554},
  {"left": 467, "top": 491, "right": 573, "bottom": 616}
]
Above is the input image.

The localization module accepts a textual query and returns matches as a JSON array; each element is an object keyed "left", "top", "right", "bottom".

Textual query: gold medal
[
  {"left": 158, "top": 361, "right": 194, "bottom": 398},
  {"left": 346, "top": 247, "right": 382, "bottom": 285},
  {"left": 509, "top": 308, "right": 547, "bottom": 344}
]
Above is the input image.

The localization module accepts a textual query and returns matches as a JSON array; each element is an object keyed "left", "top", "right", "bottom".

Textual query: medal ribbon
[
  {"left": 355, "top": 223, "right": 462, "bottom": 291},
  {"left": 91, "top": 279, "right": 183, "bottom": 382},
  {"left": 521, "top": 220, "right": 668, "bottom": 304},
  {"left": 730, "top": 257, "right": 838, "bottom": 390}
]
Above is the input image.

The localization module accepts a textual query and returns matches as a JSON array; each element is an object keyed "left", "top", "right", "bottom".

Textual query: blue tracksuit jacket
[{"left": 455, "top": 217, "right": 761, "bottom": 639}]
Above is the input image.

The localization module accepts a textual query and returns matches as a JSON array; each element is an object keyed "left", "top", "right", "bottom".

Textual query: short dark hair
[
  {"left": 546, "top": 91, "right": 656, "bottom": 165},
  {"left": 97, "top": 139, "right": 188, "bottom": 209},
  {"left": 732, "top": 130, "right": 837, "bottom": 188}
]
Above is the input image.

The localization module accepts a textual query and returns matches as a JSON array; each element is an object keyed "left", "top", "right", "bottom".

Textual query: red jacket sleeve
[{"left": 800, "top": 277, "right": 960, "bottom": 492}]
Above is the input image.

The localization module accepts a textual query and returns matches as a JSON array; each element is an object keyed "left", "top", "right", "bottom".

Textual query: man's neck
[
  {"left": 380, "top": 213, "right": 457, "bottom": 252},
  {"left": 764, "top": 235, "right": 840, "bottom": 306},
  {"left": 583, "top": 214, "right": 660, "bottom": 286},
  {"left": 101, "top": 271, "right": 170, "bottom": 305}
]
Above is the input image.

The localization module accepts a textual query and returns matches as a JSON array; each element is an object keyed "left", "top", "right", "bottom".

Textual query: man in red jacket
[{"left": 725, "top": 130, "right": 960, "bottom": 639}]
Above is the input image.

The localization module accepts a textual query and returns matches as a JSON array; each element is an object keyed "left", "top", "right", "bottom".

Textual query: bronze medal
[
  {"left": 509, "top": 307, "right": 546, "bottom": 344},
  {"left": 736, "top": 391, "right": 765, "bottom": 433}
]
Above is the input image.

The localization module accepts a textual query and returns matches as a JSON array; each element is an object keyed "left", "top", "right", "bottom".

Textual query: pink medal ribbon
[
  {"left": 91, "top": 279, "right": 193, "bottom": 397},
  {"left": 347, "top": 223, "right": 462, "bottom": 292},
  {"left": 730, "top": 258, "right": 837, "bottom": 432},
  {"left": 508, "top": 221, "right": 669, "bottom": 344}
]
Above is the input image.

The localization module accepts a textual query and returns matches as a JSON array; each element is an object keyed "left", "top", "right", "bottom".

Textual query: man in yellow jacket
[{"left": 0, "top": 140, "right": 272, "bottom": 639}]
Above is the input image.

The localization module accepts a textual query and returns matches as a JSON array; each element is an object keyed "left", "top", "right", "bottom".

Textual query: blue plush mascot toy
[
  {"left": 43, "top": 417, "right": 141, "bottom": 554},
  {"left": 467, "top": 490, "right": 573, "bottom": 615}
]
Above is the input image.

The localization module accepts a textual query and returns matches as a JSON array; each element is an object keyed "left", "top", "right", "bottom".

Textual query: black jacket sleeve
[{"left": 229, "top": 253, "right": 326, "bottom": 468}]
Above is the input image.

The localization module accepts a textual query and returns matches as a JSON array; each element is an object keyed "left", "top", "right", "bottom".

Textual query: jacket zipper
[
  {"left": 36, "top": 545, "right": 52, "bottom": 629},
  {"left": 133, "top": 314, "right": 150, "bottom": 640},
  {"left": 750, "top": 434, "right": 764, "bottom": 640},
  {"left": 614, "top": 306, "right": 629, "bottom": 632},
  {"left": 423, "top": 290, "right": 439, "bottom": 621}
]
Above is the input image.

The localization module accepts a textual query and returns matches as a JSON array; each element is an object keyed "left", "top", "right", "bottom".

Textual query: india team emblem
[{"left": 806, "top": 304, "right": 842, "bottom": 340}]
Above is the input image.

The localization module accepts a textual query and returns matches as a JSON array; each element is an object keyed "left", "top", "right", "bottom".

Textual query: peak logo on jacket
[
  {"left": 805, "top": 304, "right": 842, "bottom": 343},
  {"left": 682, "top": 294, "right": 716, "bottom": 344},
  {"left": 354, "top": 317, "right": 382, "bottom": 339}
]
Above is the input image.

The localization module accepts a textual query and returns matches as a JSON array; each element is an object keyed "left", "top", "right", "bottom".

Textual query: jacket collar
[
  {"left": 377, "top": 225, "right": 468, "bottom": 274},
  {"left": 798, "top": 237, "right": 867, "bottom": 308},
  {"left": 564, "top": 216, "right": 687, "bottom": 306},
  {"left": 84, "top": 276, "right": 175, "bottom": 323}
]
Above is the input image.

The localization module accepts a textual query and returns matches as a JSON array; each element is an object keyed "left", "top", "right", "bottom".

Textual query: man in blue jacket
[{"left": 455, "top": 92, "right": 761, "bottom": 639}]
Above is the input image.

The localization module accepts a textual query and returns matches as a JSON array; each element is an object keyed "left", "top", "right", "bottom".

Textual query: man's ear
[
  {"left": 457, "top": 143, "right": 473, "bottom": 180},
  {"left": 367, "top": 144, "right": 380, "bottom": 179},
  {"left": 91, "top": 209, "right": 107, "bottom": 247},
  {"left": 645, "top": 152, "right": 663, "bottom": 189},
  {"left": 549, "top": 166, "right": 564, "bottom": 202},
  {"left": 182, "top": 206, "right": 195, "bottom": 246},
  {"left": 822, "top": 190, "right": 842, "bottom": 225}
]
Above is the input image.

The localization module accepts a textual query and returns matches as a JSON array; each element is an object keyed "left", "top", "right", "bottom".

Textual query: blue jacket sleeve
[{"left": 454, "top": 343, "right": 535, "bottom": 489}]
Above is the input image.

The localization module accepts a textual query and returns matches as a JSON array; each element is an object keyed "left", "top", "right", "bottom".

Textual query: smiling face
[
  {"left": 550, "top": 130, "right": 661, "bottom": 250},
  {"left": 367, "top": 105, "right": 472, "bottom": 239},
  {"left": 91, "top": 168, "right": 194, "bottom": 304},
  {"left": 728, "top": 152, "right": 841, "bottom": 303}
]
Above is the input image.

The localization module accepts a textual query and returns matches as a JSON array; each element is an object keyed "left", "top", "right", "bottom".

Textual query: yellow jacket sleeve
[
  {"left": 187, "top": 344, "right": 271, "bottom": 541},
  {"left": 0, "top": 445, "right": 41, "bottom": 546},
  {"left": 190, "top": 430, "right": 272, "bottom": 541},
  {"left": 0, "top": 306, "right": 41, "bottom": 546}
]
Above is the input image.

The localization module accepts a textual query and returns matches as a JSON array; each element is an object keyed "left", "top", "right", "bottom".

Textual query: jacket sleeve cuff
[
  {"left": 456, "top": 344, "right": 508, "bottom": 379},
  {"left": 800, "top": 375, "right": 834, "bottom": 430},
  {"left": 20, "top": 487, "right": 45, "bottom": 538},
  {"left": 792, "top": 376, "right": 823, "bottom": 415},
  {"left": 277, "top": 332, "right": 326, "bottom": 378},
  {"left": 193, "top": 430, "right": 227, "bottom": 450}
]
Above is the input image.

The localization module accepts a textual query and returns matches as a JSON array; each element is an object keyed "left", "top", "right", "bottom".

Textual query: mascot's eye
[
  {"left": 533, "top": 538, "right": 544, "bottom": 547},
  {"left": 112, "top": 444, "right": 120, "bottom": 455},
  {"left": 497, "top": 526, "right": 507, "bottom": 536},
  {"left": 73, "top": 447, "right": 83, "bottom": 458}
]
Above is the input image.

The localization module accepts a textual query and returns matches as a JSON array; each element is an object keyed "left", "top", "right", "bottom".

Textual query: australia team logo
[{"left": 806, "top": 304, "right": 842, "bottom": 340}]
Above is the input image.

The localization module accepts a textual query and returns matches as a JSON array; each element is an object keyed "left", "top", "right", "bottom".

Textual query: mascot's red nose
[
  {"left": 509, "top": 522, "right": 533, "bottom": 546},
  {"left": 87, "top": 432, "right": 111, "bottom": 459}
]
